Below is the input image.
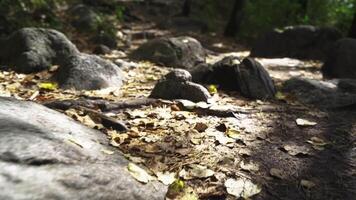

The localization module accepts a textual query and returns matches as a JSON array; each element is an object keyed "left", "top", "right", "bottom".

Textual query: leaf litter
[{"left": 0, "top": 51, "right": 351, "bottom": 199}]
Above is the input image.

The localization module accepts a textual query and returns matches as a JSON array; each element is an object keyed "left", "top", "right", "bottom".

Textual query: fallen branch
[
  {"left": 43, "top": 98, "right": 168, "bottom": 112},
  {"left": 78, "top": 106, "right": 129, "bottom": 132}
]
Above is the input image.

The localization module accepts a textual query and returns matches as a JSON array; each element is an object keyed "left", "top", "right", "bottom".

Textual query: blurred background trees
[{"left": 0, "top": 0, "right": 355, "bottom": 41}]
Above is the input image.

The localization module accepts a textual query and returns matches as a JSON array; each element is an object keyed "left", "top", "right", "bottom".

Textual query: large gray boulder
[
  {"left": 283, "top": 77, "right": 356, "bottom": 108},
  {"left": 130, "top": 36, "right": 206, "bottom": 69},
  {"left": 0, "top": 28, "right": 79, "bottom": 73},
  {"left": 250, "top": 25, "right": 342, "bottom": 60},
  {"left": 0, "top": 97, "right": 167, "bottom": 200},
  {"left": 54, "top": 53, "right": 124, "bottom": 90},
  {"left": 322, "top": 38, "right": 356, "bottom": 79},
  {"left": 191, "top": 57, "right": 276, "bottom": 100},
  {"left": 68, "top": 4, "right": 101, "bottom": 32},
  {"left": 150, "top": 69, "right": 211, "bottom": 102}
]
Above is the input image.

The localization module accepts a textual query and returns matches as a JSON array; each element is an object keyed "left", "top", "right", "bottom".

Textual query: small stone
[
  {"left": 54, "top": 53, "right": 124, "bottom": 90},
  {"left": 150, "top": 70, "right": 210, "bottom": 102},
  {"left": 165, "top": 69, "right": 192, "bottom": 82}
]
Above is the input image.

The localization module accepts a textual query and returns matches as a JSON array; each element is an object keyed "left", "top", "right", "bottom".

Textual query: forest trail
[
  {"left": 1, "top": 1, "right": 356, "bottom": 199},
  {"left": 1, "top": 18, "right": 355, "bottom": 200}
]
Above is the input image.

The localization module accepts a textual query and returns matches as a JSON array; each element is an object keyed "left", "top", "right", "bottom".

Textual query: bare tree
[
  {"left": 181, "top": 0, "right": 191, "bottom": 17},
  {"left": 224, "top": 0, "right": 246, "bottom": 37},
  {"left": 349, "top": 13, "right": 356, "bottom": 38}
]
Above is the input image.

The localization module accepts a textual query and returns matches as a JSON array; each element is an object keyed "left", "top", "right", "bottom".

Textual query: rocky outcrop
[{"left": 0, "top": 97, "right": 167, "bottom": 200}]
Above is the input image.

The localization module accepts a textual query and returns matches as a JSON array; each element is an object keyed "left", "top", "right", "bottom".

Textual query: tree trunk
[
  {"left": 224, "top": 0, "right": 246, "bottom": 37},
  {"left": 349, "top": 13, "right": 356, "bottom": 39},
  {"left": 181, "top": 0, "right": 191, "bottom": 17},
  {"left": 298, "top": 0, "right": 308, "bottom": 13}
]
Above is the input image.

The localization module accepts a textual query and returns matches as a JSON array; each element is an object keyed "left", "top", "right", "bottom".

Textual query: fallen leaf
[
  {"left": 127, "top": 163, "right": 151, "bottom": 183},
  {"left": 180, "top": 165, "right": 215, "bottom": 180},
  {"left": 156, "top": 172, "right": 176, "bottom": 185},
  {"left": 216, "top": 123, "right": 228, "bottom": 132},
  {"left": 282, "top": 144, "right": 310, "bottom": 156},
  {"left": 38, "top": 82, "right": 58, "bottom": 90},
  {"left": 176, "top": 148, "right": 191, "bottom": 156},
  {"left": 110, "top": 133, "right": 129, "bottom": 146},
  {"left": 171, "top": 104, "right": 181, "bottom": 111},
  {"left": 208, "top": 132, "right": 235, "bottom": 145},
  {"left": 28, "top": 90, "right": 39, "bottom": 100},
  {"left": 225, "top": 178, "right": 261, "bottom": 199},
  {"left": 226, "top": 129, "right": 240, "bottom": 139},
  {"left": 126, "top": 110, "right": 147, "bottom": 118},
  {"left": 301, "top": 179, "right": 316, "bottom": 189},
  {"left": 240, "top": 161, "right": 259, "bottom": 172},
  {"left": 194, "top": 122, "right": 208, "bottom": 132},
  {"left": 238, "top": 149, "right": 252, "bottom": 157},
  {"left": 190, "top": 137, "right": 201, "bottom": 145},
  {"left": 269, "top": 168, "right": 286, "bottom": 179},
  {"left": 307, "top": 136, "right": 328, "bottom": 150},
  {"left": 179, "top": 188, "right": 199, "bottom": 200},
  {"left": 142, "top": 135, "right": 160, "bottom": 143},
  {"left": 296, "top": 118, "right": 317, "bottom": 126}
]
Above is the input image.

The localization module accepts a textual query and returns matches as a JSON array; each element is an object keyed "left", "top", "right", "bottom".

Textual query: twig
[{"left": 78, "top": 106, "right": 129, "bottom": 132}]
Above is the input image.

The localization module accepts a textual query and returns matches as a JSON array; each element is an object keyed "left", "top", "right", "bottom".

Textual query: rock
[
  {"left": 0, "top": 97, "right": 167, "bottom": 200},
  {"left": 93, "top": 44, "right": 111, "bottom": 55},
  {"left": 150, "top": 69, "right": 210, "bottom": 102},
  {"left": 321, "top": 38, "right": 356, "bottom": 79},
  {"left": 130, "top": 36, "right": 206, "bottom": 69},
  {"left": 250, "top": 25, "right": 342, "bottom": 60},
  {"left": 91, "top": 32, "right": 117, "bottom": 49},
  {"left": 283, "top": 77, "right": 356, "bottom": 108},
  {"left": 237, "top": 57, "right": 277, "bottom": 99},
  {"left": 191, "top": 57, "right": 276, "bottom": 99},
  {"left": 68, "top": 4, "right": 101, "bottom": 32},
  {"left": 0, "top": 28, "right": 79, "bottom": 73},
  {"left": 54, "top": 53, "right": 124, "bottom": 90},
  {"left": 189, "top": 63, "right": 214, "bottom": 83},
  {"left": 165, "top": 68, "right": 192, "bottom": 82},
  {"left": 338, "top": 79, "right": 356, "bottom": 93}
]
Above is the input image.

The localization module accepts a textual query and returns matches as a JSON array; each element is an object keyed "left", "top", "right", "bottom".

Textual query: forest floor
[{"left": 1, "top": 5, "right": 356, "bottom": 200}]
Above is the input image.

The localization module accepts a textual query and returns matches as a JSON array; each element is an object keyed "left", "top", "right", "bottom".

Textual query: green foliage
[
  {"left": 239, "top": 0, "right": 355, "bottom": 39},
  {"left": 0, "top": 0, "right": 66, "bottom": 33},
  {"left": 0, "top": 0, "right": 124, "bottom": 36},
  {"left": 115, "top": 5, "right": 125, "bottom": 22},
  {"left": 240, "top": 0, "right": 302, "bottom": 39}
]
